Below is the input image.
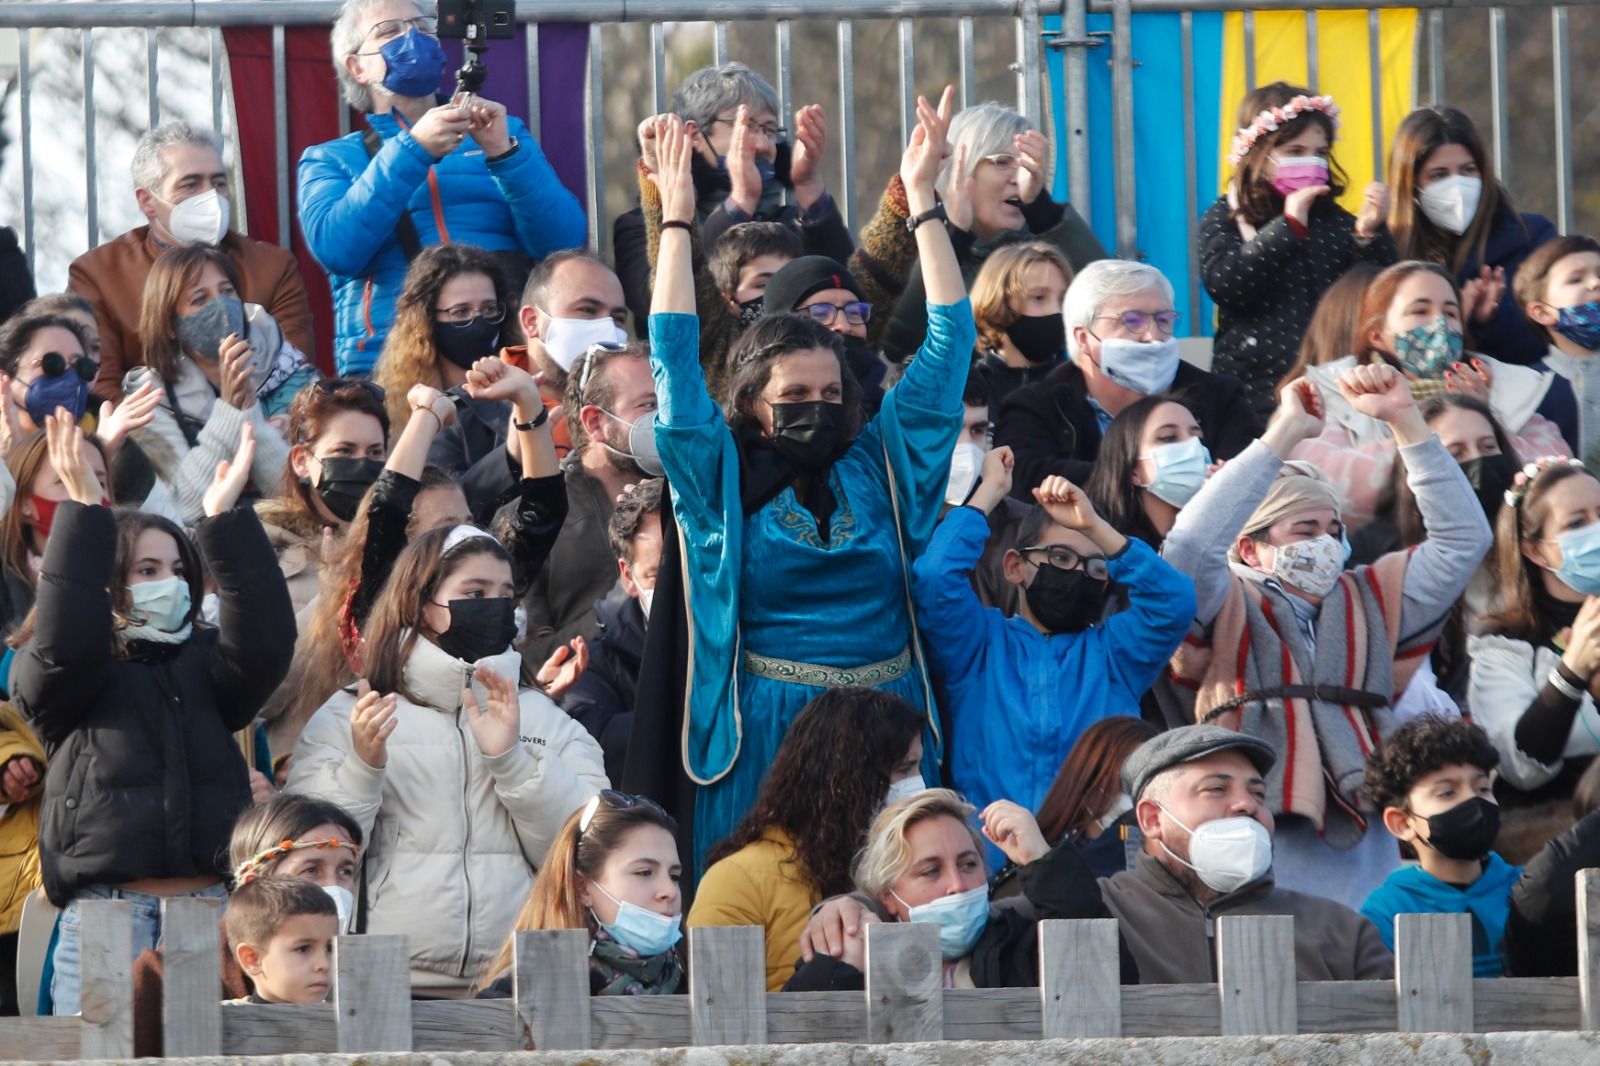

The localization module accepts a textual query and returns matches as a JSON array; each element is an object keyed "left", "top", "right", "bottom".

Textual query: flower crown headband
[
  {"left": 1227, "top": 94, "right": 1341, "bottom": 168},
  {"left": 234, "top": 837, "right": 360, "bottom": 886},
  {"left": 1504, "top": 456, "right": 1587, "bottom": 510}
]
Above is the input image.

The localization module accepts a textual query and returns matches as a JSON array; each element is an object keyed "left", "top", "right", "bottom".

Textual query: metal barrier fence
[{"left": 0, "top": 0, "right": 1594, "bottom": 286}]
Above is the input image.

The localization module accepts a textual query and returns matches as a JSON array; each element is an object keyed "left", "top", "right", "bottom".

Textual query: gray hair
[
  {"left": 131, "top": 122, "right": 225, "bottom": 194},
  {"left": 939, "top": 102, "right": 1033, "bottom": 188},
  {"left": 1140, "top": 765, "right": 1184, "bottom": 805},
  {"left": 331, "top": 0, "right": 422, "bottom": 112},
  {"left": 1063, "top": 259, "right": 1176, "bottom": 332},
  {"left": 670, "top": 62, "right": 780, "bottom": 131}
]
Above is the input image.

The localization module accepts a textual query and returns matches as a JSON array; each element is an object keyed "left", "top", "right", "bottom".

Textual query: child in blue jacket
[{"left": 912, "top": 446, "right": 1196, "bottom": 841}]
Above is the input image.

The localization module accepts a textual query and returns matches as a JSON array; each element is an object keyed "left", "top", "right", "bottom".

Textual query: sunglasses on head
[
  {"left": 578, "top": 789, "right": 667, "bottom": 836},
  {"left": 309, "top": 376, "right": 386, "bottom": 403},
  {"left": 575, "top": 341, "right": 631, "bottom": 399}
]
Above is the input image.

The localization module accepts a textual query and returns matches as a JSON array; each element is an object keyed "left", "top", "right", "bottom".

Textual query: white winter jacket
[
  {"left": 1467, "top": 632, "right": 1600, "bottom": 790},
  {"left": 287, "top": 640, "right": 608, "bottom": 993}
]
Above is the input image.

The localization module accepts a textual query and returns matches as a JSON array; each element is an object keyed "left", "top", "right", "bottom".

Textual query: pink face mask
[{"left": 1269, "top": 155, "right": 1329, "bottom": 196}]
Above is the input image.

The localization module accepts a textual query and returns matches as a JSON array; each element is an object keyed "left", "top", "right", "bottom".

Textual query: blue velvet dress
[{"left": 647, "top": 301, "right": 977, "bottom": 868}]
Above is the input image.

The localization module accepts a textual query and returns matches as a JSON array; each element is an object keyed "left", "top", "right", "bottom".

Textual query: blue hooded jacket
[
  {"left": 1360, "top": 851, "right": 1523, "bottom": 976},
  {"left": 297, "top": 111, "right": 586, "bottom": 375}
]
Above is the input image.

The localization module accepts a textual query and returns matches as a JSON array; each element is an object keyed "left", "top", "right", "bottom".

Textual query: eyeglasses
[
  {"left": 978, "top": 153, "right": 1022, "bottom": 175},
  {"left": 575, "top": 340, "right": 631, "bottom": 399},
  {"left": 709, "top": 115, "right": 787, "bottom": 141},
  {"left": 435, "top": 302, "right": 506, "bottom": 326},
  {"left": 309, "top": 376, "right": 386, "bottom": 403},
  {"left": 358, "top": 15, "right": 438, "bottom": 52},
  {"left": 578, "top": 789, "right": 668, "bottom": 836},
  {"left": 802, "top": 301, "right": 871, "bottom": 327},
  {"left": 1093, "top": 310, "right": 1181, "bottom": 336},
  {"left": 36, "top": 352, "right": 98, "bottom": 383},
  {"left": 1017, "top": 544, "right": 1109, "bottom": 580}
]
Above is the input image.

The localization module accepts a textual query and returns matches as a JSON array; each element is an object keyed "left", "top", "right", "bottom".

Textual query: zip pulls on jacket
[{"left": 454, "top": 658, "right": 478, "bottom": 980}]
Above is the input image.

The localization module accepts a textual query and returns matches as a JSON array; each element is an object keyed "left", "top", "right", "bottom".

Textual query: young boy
[
  {"left": 1515, "top": 234, "right": 1600, "bottom": 461},
  {"left": 707, "top": 222, "right": 802, "bottom": 328},
  {"left": 225, "top": 876, "right": 340, "bottom": 1004},
  {"left": 911, "top": 447, "right": 1195, "bottom": 859},
  {"left": 1360, "top": 716, "right": 1521, "bottom": 976}
]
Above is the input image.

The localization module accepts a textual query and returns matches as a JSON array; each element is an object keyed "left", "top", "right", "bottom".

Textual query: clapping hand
[
  {"left": 44, "top": 410, "right": 103, "bottom": 505},
  {"left": 1014, "top": 129, "right": 1049, "bottom": 205},
  {"left": 350, "top": 679, "right": 399, "bottom": 770},
  {"left": 96, "top": 381, "right": 162, "bottom": 453},
  {"left": 462, "top": 665, "right": 520, "bottom": 759},
  {"left": 202, "top": 421, "right": 254, "bottom": 517},
  {"left": 536, "top": 637, "right": 589, "bottom": 700},
  {"left": 790, "top": 104, "right": 829, "bottom": 208}
]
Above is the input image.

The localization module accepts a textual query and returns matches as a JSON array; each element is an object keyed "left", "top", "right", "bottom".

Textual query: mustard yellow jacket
[{"left": 0, "top": 703, "right": 44, "bottom": 934}]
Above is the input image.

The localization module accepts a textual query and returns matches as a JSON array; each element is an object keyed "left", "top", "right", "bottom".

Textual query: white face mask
[
  {"left": 1097, "top": 336, "right": 1181, "bottom": 396},
  {"left": 1417, "top": 174, "right": 1483, "bottom": 236},
  {"left": 944, "top": 442, "right": 986, "bottom": 507},
  {"left": 1096, "top": 791, "right": 1134, "bottom": 832},
  {"left": 540, "top": 314, "right": 627, "bottom": 372},
  {"left": 1268, "top": 533, "right": 1345, "bottom": 598},
  {"left": 884, "top": 774, "right": 926, "bottom": 808},
  {"left": 165, "top": 188, "right": 231, "bottom": 245},
  {"left": 323, "top": 884, "right": 355, "bottom": 934},
  {"left": 639, "top": 586, "right": 655, "bottom": 620},
  {"left": 1156, "top": 805, "right": 1272, "bottom": 894}
]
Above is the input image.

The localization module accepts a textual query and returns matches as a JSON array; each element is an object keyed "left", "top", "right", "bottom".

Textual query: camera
[{"left": 436, "top": 0, "right": 516, "bottom": 99}]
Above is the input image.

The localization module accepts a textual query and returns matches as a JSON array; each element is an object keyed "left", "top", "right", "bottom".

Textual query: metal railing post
[
  {"left": 83, "top": 27, "right": 97, "bottom": 252},
  {"left": 1018, "top": 0, "right": 1044, "bottom": 126},
  {"left": 585, "top": 22, "right": 605, "bottom": 255},
  {"left": 1553, "top": 6, "right": 1574, "bottom": 233},
  {"left": 837, "top": 20, "right": 856, "bottom": 231},
  {"left": 1490, "top": 7, "right": 1509, "bottom": 181},
  {"left": 1111, "top": 0, "right": 1136, "bottom": 258},
  {"left": 1063, "top": 0, "right": 1091, "bottom": 217}
]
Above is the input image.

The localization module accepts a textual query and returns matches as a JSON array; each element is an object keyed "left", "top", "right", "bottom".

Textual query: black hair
[{"left": 1363, "top": 714, "right": 1501, "bottom": 814}]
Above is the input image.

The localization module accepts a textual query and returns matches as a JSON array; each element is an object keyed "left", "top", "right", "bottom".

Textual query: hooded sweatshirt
[{"left": 1360, "top": 852, "right": 1523, "bottom": 976}]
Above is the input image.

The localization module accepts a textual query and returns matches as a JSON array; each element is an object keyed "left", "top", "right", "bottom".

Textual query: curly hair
[
  {"left": 705, "top": 687, "right": 925, "bottom": 900},
  {"left": 1363, "top": 714, "right": 1500, "bottom": 814},
  {"left": 372, "top": 244, "right": 510, "bottom": 438},
  {"left": 608, "top": 478, "right": 664, "bottom": 563},
  {"left": 723, "top": 313, "right": 862, "bottom": 435}
]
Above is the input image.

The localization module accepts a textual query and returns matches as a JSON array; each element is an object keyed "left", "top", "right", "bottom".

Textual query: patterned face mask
[
  {"left": 1555, "top": 301, "right": 1600, "bottom": 351},
  {"left": 1392, "top": 314, "right": 1464, "bottom": 379}
]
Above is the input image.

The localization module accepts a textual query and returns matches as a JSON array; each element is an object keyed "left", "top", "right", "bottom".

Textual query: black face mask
[
  {"left": 1003, "top": 312, "right": 1065, "bottom": 365},
  {"left": 433, "top": 597, "right": 517, "bottom": 663},
  {"left": 737, "top": 297, "right": 764, "bottom": 329},
  {"left": 313, "top": 457, "right": 383, "bottom": 523},
  {"left": 1024, "top": 564, "right": 1108, "bottom": 633},
  {"left": 433, "top": 316, "right": 502, "bottom": 370},
  {"left": 769, "top": 400, "right": 844, "bottom": 473},
  {"left": 1459, "top": 455, "right": 1514, "bottom": 524},
  {"left": 1418, "top": 795, "right": 1500, "bottom": 861}
]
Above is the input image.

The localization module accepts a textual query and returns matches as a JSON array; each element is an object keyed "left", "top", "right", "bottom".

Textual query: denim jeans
[{"left": 50, "top": 883, "right": 228, "bottom": 1016}]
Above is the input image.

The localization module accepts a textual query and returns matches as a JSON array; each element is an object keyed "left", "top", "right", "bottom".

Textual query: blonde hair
[
  {"left": 851, "top": 788, "right": 982, "bottom": 899},
  {"left": 970, "top": 241, "right": 1073, "bottom": 353}
]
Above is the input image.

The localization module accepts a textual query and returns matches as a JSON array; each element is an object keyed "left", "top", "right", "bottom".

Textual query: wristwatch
[{"left": 906, "top": 203, "right": 948, "bottom": 233}]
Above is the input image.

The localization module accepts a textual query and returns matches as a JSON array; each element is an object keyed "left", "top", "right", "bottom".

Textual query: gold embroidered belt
[{"left": 742, "top": 647, "right": 913, "bottom": 689}]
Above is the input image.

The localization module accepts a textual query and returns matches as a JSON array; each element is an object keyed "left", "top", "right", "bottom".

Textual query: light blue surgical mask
[
  {"left": 1554, "top": 520, "right": 1600, "bottom": 595},
  {"left": 892, "top": 883, "right": 989, "bottom": 961},
  {"left": 591, "top": 881, "right": 682, "bottom": 958},
  {"left": 128, "top": 575, "right": 191, "bottom": 633},
  {"left": 1139, "top": 436, "right": 1211, "bottom": 507}
]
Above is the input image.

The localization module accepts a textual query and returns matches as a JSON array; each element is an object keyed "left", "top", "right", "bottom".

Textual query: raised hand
[
  {"left": 1443, "top": 356, "right": 1492, "bottom": 403},
  {"left": 1461, "top": 265, "right": 1506, "bottom": 326},
  {"left": 202, "top": 421, "right": 255, "bottom": 517},
  {"left": 1355, "top": 181, "right": 1390, "bottom": 238},
  {"left": 463, "top": 665, "right": 520, "bottom": 759},
  {"left": 1263, "top": 377, "right": 1326, "bottom": 457},
  {"left": 967, "top": 443, "right": 1013, "bottom": 514},
  {"left": 900, "top": 86, "right": 955, "bottom": 213},
  {"left": 790, "top": 104, "right": 829, "bottom": 207},
  {"left": 943, "top": 143, "right": 974, "bottom": 233},
  {"left": 1284, "top": 183, "right": 1331, "bottom": 227},
  {"left": 96, "top": 380, "right": 161, "bottom": 453},
  {"left": 406, "top": 383, "right": 456, "bottom": 431},
  {"left": 981, "top": 799, "right": 1050, "bottom": 866},
  {"left": 464, "top": 356, "right": 539, "bottom": 408},
  {"left": 1033, "top": 475, "right": 1099, "bottom": 530},
  {"left": 725, "top": 104, "right": 763, "bottom": 216},
  {"left": 0, "top": 374, "right": 22, "bottom": 448},
  {"left": 655, "top": 114, "right": 698, "bottom": 227},
  {"left": 219, "top": 334, "right": 257, "bottom": 411},
  {"left": 637, "top": 113, "right": 665, "bottom": 181},
  {"left": 1014, "top": 128, "right": 1049, "bottom": 205},
  {"left": 1336, "top": 362, "right": 1416, "bottom": 425},
  {"left": 349, "top": 679, "right": 399, "bottom": 770},
  {"left": 536, "top": 636, "right": 589, "bottom": 701},
  {"left": 1563, "top": 596, "right": 1600, "bottom": 680},
  {"left": 45, "top": 410, "right": 103, "bottom": 505}
]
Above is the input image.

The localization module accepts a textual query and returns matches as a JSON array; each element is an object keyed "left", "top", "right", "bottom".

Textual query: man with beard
[{"left": 520, "top": 343, "right": 660, "bottom": 668}]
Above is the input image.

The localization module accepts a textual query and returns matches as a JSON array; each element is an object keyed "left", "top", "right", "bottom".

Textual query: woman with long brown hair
[
  {"left": 1386, "top": 106, "right": 1557, "bottom": 366},
  {"left": 476, "top": 791, "right": 682, "bottom": 998},
  {"left": 0, "top": 429, "right": 111, "bottom": 636}
]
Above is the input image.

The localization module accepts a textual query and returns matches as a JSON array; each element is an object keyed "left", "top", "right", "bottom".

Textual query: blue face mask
[
  {"left": 591, "top": 881, "right": 682, "bottom": 958},
  {"left": 1392, "top": 315, "right": 1464, "bottom": 379},
  {"left": 378, "top": 27, "right": 447, "bottom": 99},
  {"left": 1556, "top": 301, "right": 1600, "bottom": 352},
  {"left": 128, "top": 575, "right": 192, "bottom": 633},
  {"left": 23, "top": 354, "right": 96, "bottom": 426},
  {"left": 1555, "top": 520, "right": 1600, "bottom": 596},
  {"left": 893, "top": 883, "right": 989, "bottom": 961},
  {"left": 1139, "top": 436, "right": 1211, "bottom": 507}
]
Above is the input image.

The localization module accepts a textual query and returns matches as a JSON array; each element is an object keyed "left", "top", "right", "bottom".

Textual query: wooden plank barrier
[{"left": 6, "top": 873, "right": 1600, "bottom": 1059}]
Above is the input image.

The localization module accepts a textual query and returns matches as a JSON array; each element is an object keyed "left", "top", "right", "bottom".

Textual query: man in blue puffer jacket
[{"left": 299, "top": 0, "right": 587, "bottom": 376}]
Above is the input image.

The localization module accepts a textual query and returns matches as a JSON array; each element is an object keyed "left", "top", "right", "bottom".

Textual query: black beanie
[{"left": 761, "top": 255, "right": 861, "bottom": 315}]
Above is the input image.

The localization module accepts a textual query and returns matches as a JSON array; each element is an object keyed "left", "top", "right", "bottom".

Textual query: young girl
[
  {"left": 476, "top": 790, "right": 682, "bottom": 998},
  {"left": 1470, "top": 459, "right": 1600, "bottom": 802},
  {"left": 1084, "top": 394, "right": 1209, "bottom": 548},
  {"left": 128, "top": 244, "right": 311, "bottom": 522},
  {"left": 14, "top": 417, "right": 295, "bottom": 1014},
  {"left": 287, "top": 524, "right": 606, "bottom": 996},
  {"left": 256, "top": 378, "right": 389, "bottom": 616},
  {"left": 968, "top": 241, "right": 1073, "bottom": 418},
  {"left": 1289, "top": 261, "right": 1569, "bottom": 528},
  {"left": 1200, "top": 82, "right": 1397, "bottom": 416},
  {"left": 1387, "top": 105, "right": 1557, "bottom": 366}
]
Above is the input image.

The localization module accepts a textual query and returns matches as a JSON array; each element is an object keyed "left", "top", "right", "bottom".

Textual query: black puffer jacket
[
  {"left": 560, "top": 590, "right": 646, "bottom": 784},
  {"left": 15, "top": 503, "right": 295, "bottom": 905}
]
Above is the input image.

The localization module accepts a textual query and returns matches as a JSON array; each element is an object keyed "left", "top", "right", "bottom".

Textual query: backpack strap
[{"left": 363, "top": 127, "right": 424, "bottom": 263}]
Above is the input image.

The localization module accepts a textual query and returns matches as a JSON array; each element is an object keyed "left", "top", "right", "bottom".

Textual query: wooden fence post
[
  {"left": 1039, "top": 918, "right": 1121, "bottom": 1038},
  {"left": 865, "top": 921, "right": 941, "bottom": 1044},
  {"left": 1216, "top": 914, "right": 1296, "bottom": 1035},
  {"left": 513, "top": 929, "right": 592, "bottom": 1050},
  {"left": 160, "top": 896, "right": 223, "bottom": 1056},
  {"left": 333, "top": 934, "right": 412, "bottom": 1052},
  {"left": 689, "top": 925, "right": 767, "bottom": 1046},
  {"left": 1578, "top": 868, "right": 1600, "bottom": 1030},
  {"left": 77, "top": 900, "right": 134, "bottom": 1060},
  {"left": 1395, "top": 912, "right": 1472, "bottom": 1032}
]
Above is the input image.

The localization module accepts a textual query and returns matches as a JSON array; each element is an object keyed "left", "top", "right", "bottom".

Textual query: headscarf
[{"left": 1229, "top": 460, "right": 1345, "bottom": 562}]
